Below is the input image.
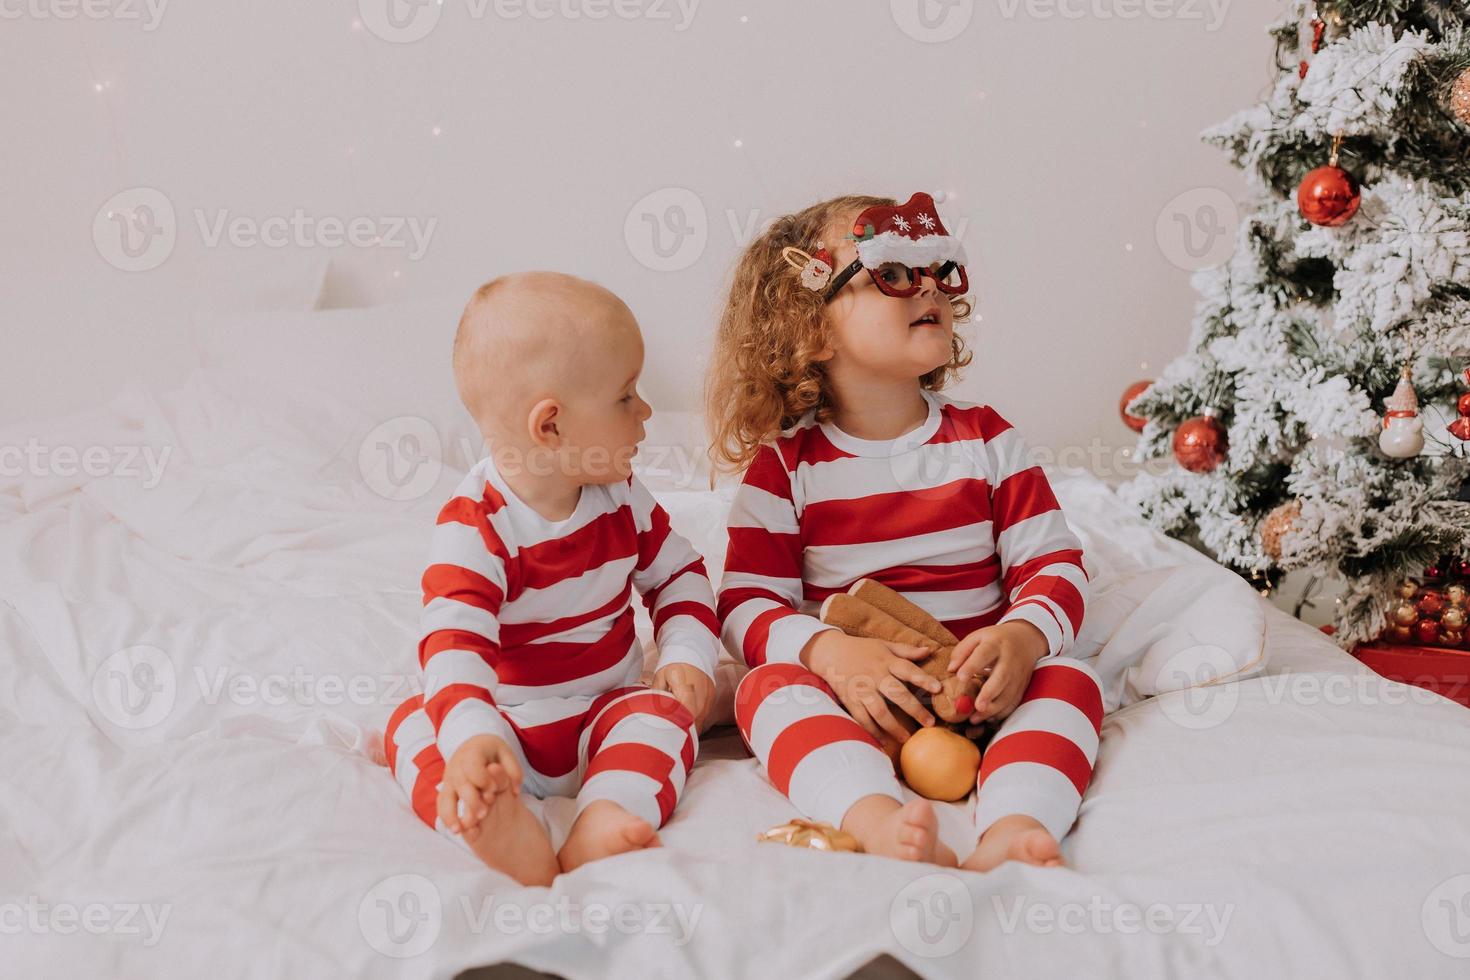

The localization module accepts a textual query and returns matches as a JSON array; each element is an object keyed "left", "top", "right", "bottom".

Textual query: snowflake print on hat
[{"left": 848, "top": 192, "right": 968, "bottom": 269}]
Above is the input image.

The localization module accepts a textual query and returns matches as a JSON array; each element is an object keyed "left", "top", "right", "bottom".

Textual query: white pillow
[
  {"left": 1072, "top": 564, "right": 1269, "bottom": 712},
  {"left": 194, "top": 298, "right": 482, "bottom": 468},
  {"left": 197, "top": 251, "right": 329, "bottom": 313}
]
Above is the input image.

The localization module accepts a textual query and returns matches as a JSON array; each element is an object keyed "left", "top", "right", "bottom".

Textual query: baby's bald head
[{"left": 453, "top": 272, "right": 641, "bottom": 441}]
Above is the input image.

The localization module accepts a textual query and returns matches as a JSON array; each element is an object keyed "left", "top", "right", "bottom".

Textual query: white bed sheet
[{"left": 4, "top": 371, "right": 1470, "bottom": 979}]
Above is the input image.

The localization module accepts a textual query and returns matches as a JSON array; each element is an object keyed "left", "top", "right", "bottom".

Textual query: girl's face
[{"left": 819, "top": 214, "right": 957, "bottom": 382}]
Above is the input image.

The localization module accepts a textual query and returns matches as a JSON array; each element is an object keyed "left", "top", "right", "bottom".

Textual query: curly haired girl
[{"left": 707, "top": 192, "right": 1104, "bottom": 869}]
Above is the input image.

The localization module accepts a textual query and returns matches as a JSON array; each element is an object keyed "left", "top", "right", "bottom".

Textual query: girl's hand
[
  {"left": 801, "top": 630, "right": 941, "bottom": 744},
  {"left": 948, "top": 621, "right": 1050, "bottom": 723}
]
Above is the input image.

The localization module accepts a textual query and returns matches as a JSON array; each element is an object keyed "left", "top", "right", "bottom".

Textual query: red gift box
[{"left": 1353, "top": 643, "right": 1470, "bottom": 709}]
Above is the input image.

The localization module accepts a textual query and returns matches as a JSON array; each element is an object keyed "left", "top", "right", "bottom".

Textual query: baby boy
[{"left": 383, "top": 272, "right": 720, "bottom": 884}]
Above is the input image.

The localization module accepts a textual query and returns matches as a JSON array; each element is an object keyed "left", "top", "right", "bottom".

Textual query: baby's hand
[
  {"left": 438, "top": 734, "right": 523, "bottom": 843},
  {"left": 652, "top": 663, "right": 714, "bottom": 728},
  {"left": 948, "top": 621, "right": 1050, "bottom": 723}
]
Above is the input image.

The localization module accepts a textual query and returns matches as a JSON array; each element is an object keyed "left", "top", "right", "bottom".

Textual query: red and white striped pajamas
[
  {"left": 719, "top": 391, "right": 1103, "bottom": 840},
  {"left": 385, "top": 458, "right": 721, "bottom": 838}
]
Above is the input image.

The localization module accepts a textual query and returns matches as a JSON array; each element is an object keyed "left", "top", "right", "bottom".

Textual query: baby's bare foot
[
  {"left": 961, "top": 814, "right": 1063, "bottom": 872},
  {"left": 462, "top": 763, "right": 559, "bottom": 886},
  {"left": 843, "top": 796, "right": 955, "bottom": 865},
  {"left": 558, "top": 800, "right": 661, "bottom": 873}
]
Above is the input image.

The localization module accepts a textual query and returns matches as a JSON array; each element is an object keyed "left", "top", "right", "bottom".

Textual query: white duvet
[{"left": 4, "top": 371, "right": 1470, "bottom": 980}]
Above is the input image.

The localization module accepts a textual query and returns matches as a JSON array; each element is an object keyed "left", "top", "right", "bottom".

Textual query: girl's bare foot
[
  {"left": 462, "top": 763, "right": 559, "bottom": 886},
  {"left": 842, "top": 796, "right": 957, "bottom": 865},
  {"left": 558, "top": 800, "right": 661, "bottom": 873},
  {"left": 961, "top": 814, "right": 1063, "bottom": 872}
]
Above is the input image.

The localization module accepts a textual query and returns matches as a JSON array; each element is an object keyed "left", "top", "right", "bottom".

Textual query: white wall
[{"left": 1, "top": 0, "right": 1281, "bottom": 468}]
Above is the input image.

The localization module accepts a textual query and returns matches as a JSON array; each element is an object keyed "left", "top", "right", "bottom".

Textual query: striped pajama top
[
  {"left": 717, "top": 390, "right": 1088, "bottom": 667},
  {"left": 419, "top": 456, "right": 722, "bottom": 761}
]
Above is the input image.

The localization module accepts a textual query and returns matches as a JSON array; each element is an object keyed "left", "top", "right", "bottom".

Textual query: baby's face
[
  {"left": 821, "top": 211, "right": 956, "bottom": 381},
  {"left": 558, "top": 311, "right": 652, "bottom": 485}
]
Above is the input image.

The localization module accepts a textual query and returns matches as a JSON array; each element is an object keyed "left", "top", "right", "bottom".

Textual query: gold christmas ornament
[
  {"left": 1397, "top": 580, "right": 1420, "bottom": 601},
  {"left": 1392, "top": 602, "right": 1419, "bottom": 627},
  {"left": 1441, "top": 606, "right": 1466, "bottom": 631},
  {"left": 1387, "top": 624, "right": 1412, "bottom": 643},
  {"left": 1259, "top": 500, "right": 1302, "bottom": 561},
  {"left": 757, "top": 819, "right": 863, "bottom": 853},
  {"left": 1451, "top": 68, "right": 1470, "bottom": 127},
  {"left": 1447, "top": 584, "right": 1467, "bottom": 606},
  {"left": 1443, "top": 628, "right": 1465, "bottom": 647}
]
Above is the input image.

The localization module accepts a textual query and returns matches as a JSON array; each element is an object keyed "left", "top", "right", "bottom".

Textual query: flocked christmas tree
[{"left": 1119, "top": 0, "right": 1470, "bottom": 646}]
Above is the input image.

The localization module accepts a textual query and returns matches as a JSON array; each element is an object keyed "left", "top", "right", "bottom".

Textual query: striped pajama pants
[
  {"left": 385, "top": 686, "right": 698, "bottom": 840},
  {"left": 734, "top": 658, "right": 1104, "bottom": 840}
]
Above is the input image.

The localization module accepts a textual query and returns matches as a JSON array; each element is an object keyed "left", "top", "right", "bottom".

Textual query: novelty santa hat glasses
[{"left": 779, "top": 192, "right": 969, "bottom": 302}]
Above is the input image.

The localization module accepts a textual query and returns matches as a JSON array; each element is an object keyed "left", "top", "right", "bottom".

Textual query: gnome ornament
[{"left": 1378, "top": 366, "right": 1424, "bottom": 459}]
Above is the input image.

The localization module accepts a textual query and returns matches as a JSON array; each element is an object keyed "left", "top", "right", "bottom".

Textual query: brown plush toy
[{"left": 818, "top": 579, "right": 987, "bottom": 799}]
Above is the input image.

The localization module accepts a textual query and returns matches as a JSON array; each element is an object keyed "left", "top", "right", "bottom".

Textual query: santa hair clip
[{"left": 780, "top": 243, "right": 835, "bottom": 292}]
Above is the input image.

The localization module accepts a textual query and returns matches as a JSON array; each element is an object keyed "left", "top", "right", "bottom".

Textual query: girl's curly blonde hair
[{"left": 705, "top": 194, "right": 973, "bottom": 473}]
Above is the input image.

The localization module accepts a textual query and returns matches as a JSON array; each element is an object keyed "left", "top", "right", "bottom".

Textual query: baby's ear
[{"left": 526, "top": 398, "right": 562, "bottom": 446}]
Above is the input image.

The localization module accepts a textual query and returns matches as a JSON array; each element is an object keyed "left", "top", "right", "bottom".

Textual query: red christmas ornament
[
  {"left": 1297, "top": 165, "right": 1361, "bottom": 227},
  {"left": 1458, "top": 559, "right": 1470, "bottom": 579},
  {"left": 1119, "top": 380, "right": 1152, "bottom": 432},
  {"left": 1173, "top": 413, "right": 1228, "bottom": 473},
  {"left": 1425, "top": 563, "right": 1446, "bottom": 582},
  {"left": 1449, "top": 416, "right": 1470, "bottom": 440},
  {"left": 1415, "top": 619, "right": 1441, "bottom": 645},
  {"left": 1417, "top": 590, "right": 1446, "bottom": 617},
  {"left": 1458, "top": 392, "right": 1470, "bottom": 417}
]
